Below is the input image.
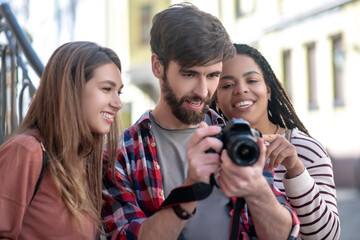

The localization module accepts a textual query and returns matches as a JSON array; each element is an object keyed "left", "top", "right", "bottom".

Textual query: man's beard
[{"left": 162, "top": 74, "right": 210, "bottom": 125}]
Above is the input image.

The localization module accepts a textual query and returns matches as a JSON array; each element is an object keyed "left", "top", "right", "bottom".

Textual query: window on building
[
  {"left": 140, "top": 5, "right": 151, "bottom": 44},
  {"left": 306, "top": 42, "right": 318, "bottom": 110},
  {"left": 278, "top": 0, "right": 284, "bottom": 14},
  {"left": 282, "top": 49, "right": 293, "bottom": 101},
  {"left": 235, "top": 0, "right": 255, "bottom": 17},
  {"left": 331, "top": 34, "right": 345, "bottom": 107}
]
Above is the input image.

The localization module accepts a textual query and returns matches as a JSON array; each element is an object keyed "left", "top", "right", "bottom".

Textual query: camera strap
[
  {"left": 229, "top": 197, "right": 245, "bottom": 240},
  {"left": 160, "top": 182, "right": 214, "bottom": 208},
  {"left": 160, "top": 173, "right": 220, "bottom": 208}
]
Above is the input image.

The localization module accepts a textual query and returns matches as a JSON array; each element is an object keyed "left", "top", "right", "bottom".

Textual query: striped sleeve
[{"left": 274, "top": 129, "right": 340, "bottom": 240}]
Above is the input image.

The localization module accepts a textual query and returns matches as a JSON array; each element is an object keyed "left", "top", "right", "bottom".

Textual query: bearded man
[{"left": 102, "top": 3, "right": 300, "bottom": 240}]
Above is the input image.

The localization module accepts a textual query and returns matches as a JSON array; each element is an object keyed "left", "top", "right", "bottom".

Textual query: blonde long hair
[{"left": 18, "top": 41, "right": 121, "bottom": 232}]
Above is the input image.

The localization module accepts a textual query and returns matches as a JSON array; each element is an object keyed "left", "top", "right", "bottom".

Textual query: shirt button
[
  {"left": 155, "top": 164, "right": 161, "bottom": 170},
  {"left": 160, "top": 191, "right": 164, "bottom": 197},
  {"left": 151, "top": 142, "right": 156, "bottom": 148}
]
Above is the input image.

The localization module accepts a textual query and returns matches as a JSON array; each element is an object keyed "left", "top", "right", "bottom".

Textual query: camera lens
[
  {"left": 236, "top": 142, "right": 257, "bottom": 161},
  {"left": 227, "top": 136, "right": 259, "bottom": 166}
]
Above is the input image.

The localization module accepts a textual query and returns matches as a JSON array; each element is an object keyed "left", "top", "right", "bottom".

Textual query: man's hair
[
  {"left": 150, "top": 2, "right": 235, "bottom": 72},
  {"left": 18, "top": 41, "right": 121, "bottom": 232}
]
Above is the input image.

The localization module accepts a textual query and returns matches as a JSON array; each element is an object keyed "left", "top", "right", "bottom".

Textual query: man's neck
[{"left": 152, "top": 101, "right": 199, "bottom": 130}]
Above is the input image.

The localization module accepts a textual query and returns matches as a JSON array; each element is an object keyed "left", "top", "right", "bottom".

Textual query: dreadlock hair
[{"left": 212, "top": 43, "right": 309, "bottom": 135}]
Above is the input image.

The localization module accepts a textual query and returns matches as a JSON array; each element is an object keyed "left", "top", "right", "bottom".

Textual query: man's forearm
[
  {"left": 246, "top": 180, "right": 293, "bottom": 240},
  {"left": 138, "top": 201, "right": 197, "bottom": 240}
]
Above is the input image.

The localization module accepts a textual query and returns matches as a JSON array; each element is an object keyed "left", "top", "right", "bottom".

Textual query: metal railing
[{"left": 0, "top": 2, "right": 44, "bottom": 143}]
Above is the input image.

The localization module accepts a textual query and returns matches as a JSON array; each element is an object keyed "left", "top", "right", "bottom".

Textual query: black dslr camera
[{"left": 213, "top": 118, "right": 262, "bottom": 166}]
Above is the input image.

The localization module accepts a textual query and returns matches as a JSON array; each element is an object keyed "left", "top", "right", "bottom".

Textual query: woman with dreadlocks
[{"left": 212, "top": 43, "right": 340, "bottom": 239}]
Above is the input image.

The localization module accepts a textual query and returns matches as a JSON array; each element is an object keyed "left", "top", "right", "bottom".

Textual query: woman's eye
[
  {"left": 221, "top": 84, "right": 233, "bottom": 89},
  {"left": 247, "top": 79, "right": 258, "bottom": 83},
  {"left": 103, "top": 87, "right": 111, "bottom": 92}
]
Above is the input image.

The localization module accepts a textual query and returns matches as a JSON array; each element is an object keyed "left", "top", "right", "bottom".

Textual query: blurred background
[{"left": 0, "top": 0, "right": 359, "bottom": 238}]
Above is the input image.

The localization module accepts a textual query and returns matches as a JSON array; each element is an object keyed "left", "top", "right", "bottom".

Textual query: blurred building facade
[{"left": 126, "top": 0, "right": 360, "bottom": 187}]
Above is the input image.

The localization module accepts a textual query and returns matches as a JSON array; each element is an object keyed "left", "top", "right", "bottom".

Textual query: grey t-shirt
[{"left": 150, "top": 113, "right": 231, "bottom": 239}]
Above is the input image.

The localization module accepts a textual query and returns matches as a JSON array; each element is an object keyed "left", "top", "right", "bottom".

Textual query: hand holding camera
[
  {"left": 216, "top": 131, "right": 268, "bottom": 199},
  {"left": 206, "top": 118, "right": 269, "bottom": 198},
  {"left": 185, "top": 122, "right": 223, "bottom": 185},
  {"left": 186, "top": 119, "right": 268, "bottom": 199}
]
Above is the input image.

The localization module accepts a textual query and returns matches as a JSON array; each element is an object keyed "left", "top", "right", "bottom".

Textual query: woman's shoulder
[
  {"left": 4, "top": 129, "right": 43, "bottom": 153},
  {"left": 0, "top": 130, "right": 45, "bottom": 200},
  {"left": 290, "top": 128, "right": 329, "bottom": 159},
  {"left": 0, "top": 130, "right": 44, "bottom": 165}
]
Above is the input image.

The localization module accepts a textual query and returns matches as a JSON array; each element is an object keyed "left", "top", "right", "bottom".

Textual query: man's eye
[
  {"left": 183, "top": 73, "right": 193, "bottom": 78},
  {"left": 209, "top": 73, "right": 220, "bottom": 78}
]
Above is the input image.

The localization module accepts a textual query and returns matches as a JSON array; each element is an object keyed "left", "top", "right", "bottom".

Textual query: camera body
[{"left": 213, "top": 118, "right": 262, "bottom": 166}]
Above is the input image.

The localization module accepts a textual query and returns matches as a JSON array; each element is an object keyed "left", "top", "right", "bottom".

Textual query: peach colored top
[{"left": 0, "top": 130, "right": 96, "bottom": 239}]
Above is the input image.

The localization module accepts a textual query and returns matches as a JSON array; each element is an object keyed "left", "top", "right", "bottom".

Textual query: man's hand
[
  {"left": 217, "top": 138, "right": 268, "bottom": 199},
  {"left": 185, "top": 122, "right": 223, "bottom": 185},
  {"left": 217, "top": 137, "right": 295, "bottom": 239}
]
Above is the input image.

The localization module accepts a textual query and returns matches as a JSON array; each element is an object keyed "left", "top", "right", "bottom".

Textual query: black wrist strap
[
  {"left": 160, "top": 182, "right": 212, "bottom": 220},
  {"left": 160, "top": 182, "right": 213, "bottom": 208}
]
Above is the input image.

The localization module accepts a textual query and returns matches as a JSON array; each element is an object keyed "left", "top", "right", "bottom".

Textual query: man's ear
[{"left": 151, "top": 54, "right": 164, "bottom": 79}]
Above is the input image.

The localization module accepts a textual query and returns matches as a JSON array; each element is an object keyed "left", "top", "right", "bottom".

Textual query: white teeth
[
  {"left": 190, "top": 101, "right": 201, "bottom": 106},
  {"left": 101, "top": 112, "right": 114, "bottom": 119},
  {"left": 235, "top": 101, "right": 253, "bottom": 108}
]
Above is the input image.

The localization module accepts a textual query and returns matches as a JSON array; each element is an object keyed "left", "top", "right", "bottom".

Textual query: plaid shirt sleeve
[
  {"left": 102, "top": 141, "right": 146, "bottom": 240},
  {"left": 102, "top": 112, "right": 164, "bottom": 240}
]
